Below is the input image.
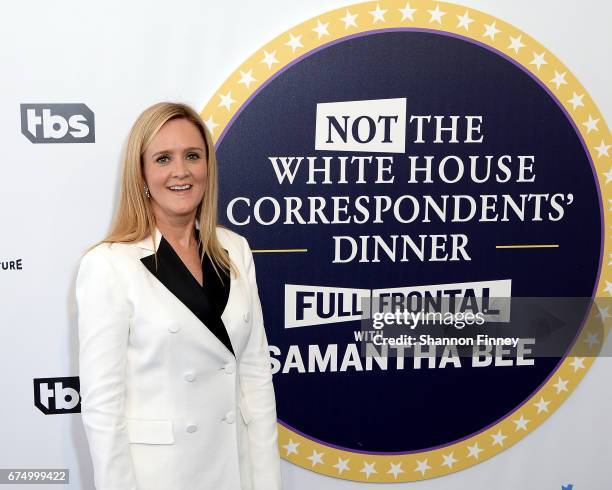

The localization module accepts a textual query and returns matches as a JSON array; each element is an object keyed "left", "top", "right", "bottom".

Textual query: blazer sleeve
[
  {"left": 75, "top": 246, "right": 138, "bottom": 490},
  {"left": 238, "top": 235, "right": 282, "bottom": 490}
]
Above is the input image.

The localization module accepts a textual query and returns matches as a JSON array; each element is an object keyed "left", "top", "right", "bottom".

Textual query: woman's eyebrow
[{"left": 151, "top": 146, "right": 205, "bottom": 157}]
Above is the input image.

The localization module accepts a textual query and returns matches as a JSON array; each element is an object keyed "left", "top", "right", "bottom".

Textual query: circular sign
[{"left": 202, "top": 0, "right": 610, "bottom": 481}]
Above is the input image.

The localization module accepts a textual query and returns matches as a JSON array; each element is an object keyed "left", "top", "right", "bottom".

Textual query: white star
[
  {"left": 282, "top": 439, "right": 300, "bottom": 456},
  {"left": 608, "top": 199, "right": 612, "bottom": 211},
  {"left": 284, "top": 33, "right": 303, "bottom": 53},
  {"left": 513, "top": 414, "right": 530, "bottom": 431},
  {"left": 604, "top": 168, "right": 612, "bottom": 184},
  {"left": 340, "top": 9, "right": 358, "bottom": 29},
  {"left": 568, "top": 92, "right": 585, "bottom": 111},
  {"left": 534, "top": 396, "right": 551, "bottom": 414},
  {"left": 369, "top": 4, "right": 387, "bottom": 23},
  {"left": 595, "top": 140, "right": 611, "bottom": 158},
  {"left": 398, "top": 2, "right": 417, "bottom": 21},
  {"left": 569, "top": 356, "right": 585, "bottom": 371},
  {"left": 238, "top": 69, "right": 256, "bottom": 89},
  {"left": 605, "top": 281, "right": 612, "bottom": 296},
  {"left": 203, "top": 115, "right": 218, "bottom": 134},
  {"left": 360, "top": 461, "right": 377, "bottom": 478},
  {"left": 456, "top": 11, "right": 474, "bottom": 30},
  {"left": 483, "top": 21, "right": 501, "bottom": 40},
  {"left": 467, "top": 443, "right": 483, "bottom": 459},
  {"left": 218, "top": 91, "right": 236, "bottom": 111},
  {"left": 584, "top": 332, "right": 600, "bottom": 349},
  {"left": 550, "top": 71, "right": 568, "bottom": 89},
  {"left": 307, "top": 450, "right": 324, "bottom": 467},
  {"left": 414, "top": 458, "right": 431, "bottom": 475},
  {"left": 260, "top": 49, "right": 279, "bottom": 69},
  {"left": 387, "top": 462, "right": 404, "bottom": 479},
  {"left": 554, "top": 376, "right": 569, "bottom": 393},
  {"left": 491, "top": 430, "right": 507, "bottom": 447},
  {"left": 508, "top": 35, "right": 525, "bottom": 53},
  {"left": 530, "top": 51, "right": 548, "bottom": 70},
  {"left": 609, "top": 254, "right": 612, "bottom": 266},
  {"left": 428, "top": 5, "right": 446, "bottom": 24},
  {"left": 333, "top": 457, "right": 350, "bottom": 474},
  {"left": 583, "top": 115, "right": 600, "bottom": 133},
  {"left": 596, "top": 306, "right": 611, "bottom": 319},
  {"left": 312, "top": 19, "right": 329, "bottom": 39},
  {"left": 441, "top": 452, "right": 457, "bottom": 468}
]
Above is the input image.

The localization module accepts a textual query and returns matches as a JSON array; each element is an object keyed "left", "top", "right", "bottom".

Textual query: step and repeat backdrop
[{"left": 1, "top": 1, "right": 611, "bottom": 489}]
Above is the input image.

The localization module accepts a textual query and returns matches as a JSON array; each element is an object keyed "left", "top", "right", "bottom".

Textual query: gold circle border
[{"left": 201, "top": 0, "right": 612, "bottom": 482}]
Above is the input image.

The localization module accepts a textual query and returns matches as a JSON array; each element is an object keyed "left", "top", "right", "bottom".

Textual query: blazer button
[
  {"left": 168, "top": 324, "right": 180, "bottom": 333},
  {"left": 243, "top": 311, "right": 250, "bottom": 323},
  {"left": 186, "top": 424, "right": 198, "bottom": 433},
  {"left": 224, "top": 363, "right": 235, "bottom": 374},
  {"left": 184, "top": 371, "right": 196, "bottom": 382},
  {"left": 225, "top": 411, "right": 235, "bottom": 424}
]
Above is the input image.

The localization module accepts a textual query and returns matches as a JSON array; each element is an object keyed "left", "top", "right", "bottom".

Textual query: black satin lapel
[
  {"left": 140, "top": 235, "right": 234, "bottom": 357},
  {"left": 202, "top": 247, "right": 230, "bottom": 317}
]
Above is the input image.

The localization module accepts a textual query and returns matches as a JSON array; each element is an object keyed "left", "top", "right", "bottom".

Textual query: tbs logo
[
  {"left": 33, "top": 377, "right": 81, "bottom": 414},
  {"left": 20, "top": 103, "right": 95, "bottom": 143}
]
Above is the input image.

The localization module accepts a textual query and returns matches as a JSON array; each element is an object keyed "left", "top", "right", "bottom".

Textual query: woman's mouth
[{"left": 167, "top": 184, "right": 193, "bottom": 193}]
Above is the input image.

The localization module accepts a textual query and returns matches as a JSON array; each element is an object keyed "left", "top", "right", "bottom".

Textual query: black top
[{"left": 140, "top": 227, "right": 234, "bottom": 356}]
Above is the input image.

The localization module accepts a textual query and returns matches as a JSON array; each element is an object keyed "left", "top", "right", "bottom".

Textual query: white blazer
[{"left": 76, "top": 225, "right": 282, "bottom": 490}]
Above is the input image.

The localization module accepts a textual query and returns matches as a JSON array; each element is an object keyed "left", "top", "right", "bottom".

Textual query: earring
[{"left": 144, "top": 184, "right": 151, "bottom": 199}]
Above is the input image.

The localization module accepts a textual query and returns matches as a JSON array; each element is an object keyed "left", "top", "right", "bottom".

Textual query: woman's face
[{"left": 142, "top": 118, "right": 207, "bottom": 223}]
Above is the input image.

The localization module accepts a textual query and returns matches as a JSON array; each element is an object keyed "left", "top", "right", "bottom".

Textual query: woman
[{"left": 76, "top": 102, "right": 282, "bottom": 490}]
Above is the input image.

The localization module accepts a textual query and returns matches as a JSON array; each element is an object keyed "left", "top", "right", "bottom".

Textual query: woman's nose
[{"left": 173, "top": 157, "right": 189, "bottom": 176}]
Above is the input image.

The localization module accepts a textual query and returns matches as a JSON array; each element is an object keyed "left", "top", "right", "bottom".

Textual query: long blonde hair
[{"left": 85, "top": 101, "right": 237, "bottom": 282}]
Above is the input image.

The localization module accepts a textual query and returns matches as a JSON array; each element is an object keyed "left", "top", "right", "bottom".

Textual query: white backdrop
[{"left": 1, "top": 1, "right": 610, "bottom": 488}]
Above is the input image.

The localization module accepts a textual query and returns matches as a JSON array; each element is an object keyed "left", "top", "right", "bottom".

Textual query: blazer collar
[
  {"left": 134, "top": 227, "right": 162, "bottom": 252},
  {"left": 134, "top": 220, "right": 201, "bottom": 252}
]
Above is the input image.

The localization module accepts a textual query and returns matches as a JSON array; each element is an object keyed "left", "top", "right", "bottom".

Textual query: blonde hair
[{"left": 84, "top": 101, "right": 237, "bottom": 282}]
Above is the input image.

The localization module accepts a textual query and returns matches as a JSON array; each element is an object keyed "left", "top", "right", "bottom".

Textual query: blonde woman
[{"left": 76, "top": 102, "right": 281, "bottom": 490}]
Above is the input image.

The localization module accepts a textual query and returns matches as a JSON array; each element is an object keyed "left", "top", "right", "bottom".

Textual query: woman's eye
[
  {"left": 156, "top": 155, "right": 170, "bottom": 164},
  {"left": 186, "top": 153, "right": 200, "bottom": 160}
]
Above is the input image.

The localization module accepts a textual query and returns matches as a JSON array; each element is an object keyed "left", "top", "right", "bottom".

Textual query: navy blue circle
[{"left": 216, "top": 30, "right": 601, "bottom": 452}]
